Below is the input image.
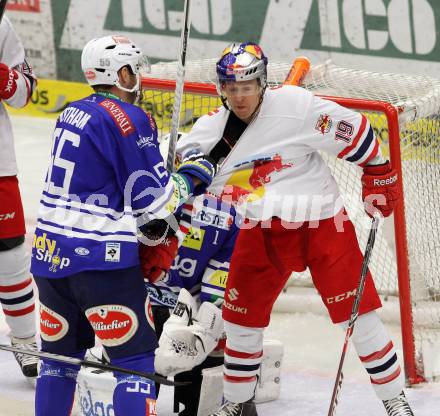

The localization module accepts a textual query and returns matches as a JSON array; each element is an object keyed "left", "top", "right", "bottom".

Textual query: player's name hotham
[
  {"left": 90, "top": 319, "right": 131, "bottom": 331},
  {"left": 59, "top": 106, "right": 92, "bottom": 130},
  {"left": 99, "top": 99, "right": 134, "bottom": 136}
]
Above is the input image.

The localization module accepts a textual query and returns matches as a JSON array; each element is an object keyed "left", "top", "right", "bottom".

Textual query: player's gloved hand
[
  {"left": 361, "top": 161, "right": 400, "bottom": 218},
  {"left": 0, "top": 63, "right": 18, "bottom": 100},
  {"left": 139, "top": 235, "right": 178, "bottom": 283},
  {"left": 177, "top": 150, "right": 217, "bottom": 195}
]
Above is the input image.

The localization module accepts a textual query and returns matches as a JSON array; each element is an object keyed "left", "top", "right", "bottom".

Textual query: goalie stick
[
  {"left": 0, "top": 0, "right": 7, "bottom": 24},
  {"left": 166, "top": 0, "right": 192, "bottom": 171},
  {"left": 0, "top": 343, "right": 189, "bottom": 387},
  {"left": 327, "top": 215, "right": 380, "bottom": 416}
]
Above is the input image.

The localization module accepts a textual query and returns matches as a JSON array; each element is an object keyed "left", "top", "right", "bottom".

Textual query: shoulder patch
[{"left": 99, "top": 99, "right": 135, "bottom": 137}]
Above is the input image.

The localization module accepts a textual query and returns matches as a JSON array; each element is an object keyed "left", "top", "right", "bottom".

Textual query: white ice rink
[{"left": 0, "top": 115, "right": 439, "bottom": 415}]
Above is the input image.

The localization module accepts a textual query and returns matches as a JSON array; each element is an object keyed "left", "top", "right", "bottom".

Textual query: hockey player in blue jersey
[
  {"left": 142, "top": 192, "right": 240, "bottom": 416},
  {"left": 30, "top": 35, "right": 216, "bottom": 416}
]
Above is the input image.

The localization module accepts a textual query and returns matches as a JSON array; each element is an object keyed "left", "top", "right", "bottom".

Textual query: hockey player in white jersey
[
  {"left": 0, "top": 15, "right": 39, "bottom": 379},
  {"left": 177, "top": 43, "right": 414, "bottom": 416},
  {"left": 30, "top": 35, "right": 216, "bottom": 416}
]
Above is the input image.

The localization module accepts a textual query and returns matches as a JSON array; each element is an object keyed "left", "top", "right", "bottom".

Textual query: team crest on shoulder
[{"left": 315, "top": 113, "right": 333, "bottom": 135}]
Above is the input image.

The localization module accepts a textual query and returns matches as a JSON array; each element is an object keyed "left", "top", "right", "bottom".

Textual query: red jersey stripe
[
  {"left": 338, "top": 115, "right": 367, "bottom": 159},
  {"left": 359, "top": 140, "right": 380, "bottom": 168}
]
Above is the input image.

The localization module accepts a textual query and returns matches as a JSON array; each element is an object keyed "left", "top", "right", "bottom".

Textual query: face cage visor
[{"left": 116, "top": 54, "right": 151, "bottom": 94}]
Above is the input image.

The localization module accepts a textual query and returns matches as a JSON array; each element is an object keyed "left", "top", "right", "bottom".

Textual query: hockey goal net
[{"left": 141, "top": 60, "right": 440, "bottom": 385}]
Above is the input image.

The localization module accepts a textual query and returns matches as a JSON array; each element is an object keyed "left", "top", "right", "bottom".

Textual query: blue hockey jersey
[
  {"left": 146, "top": 194, "right": 240, "bottom": 308},
  {"left": 31, "top": 93, "right": 188, "bottom": 278}
]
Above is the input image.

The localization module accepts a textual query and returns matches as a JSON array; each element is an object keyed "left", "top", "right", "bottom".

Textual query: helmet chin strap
[{"left": 115, "top": 73, "right": 142, "bottom": 104}]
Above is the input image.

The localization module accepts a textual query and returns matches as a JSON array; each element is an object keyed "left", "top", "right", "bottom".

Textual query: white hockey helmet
[{"left": 81, "top": 35, "right": 150, "bottom": 94}]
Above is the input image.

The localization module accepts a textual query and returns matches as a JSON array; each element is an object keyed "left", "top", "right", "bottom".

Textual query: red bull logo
[
  {"left": 220, "top": 154, "right": 293, "bottom": 203},
  {"left": 315, "top": 114, "right": 333, "bottom": 135},
  {"left": 244, "top": 44, "right": 263, "bottom": 59}
]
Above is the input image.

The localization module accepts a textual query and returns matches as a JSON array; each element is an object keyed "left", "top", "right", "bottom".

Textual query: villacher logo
[{"left": 86, "top": 305, "right": 139, "bottom": 347}]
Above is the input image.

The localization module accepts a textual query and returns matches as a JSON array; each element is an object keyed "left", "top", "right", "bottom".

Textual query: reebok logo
[
  {"left": 373, "top": 174, "right": 397, "bottom": 187},
  {"left": 6, "top": 70, "right": 15, "bottom": 92}
]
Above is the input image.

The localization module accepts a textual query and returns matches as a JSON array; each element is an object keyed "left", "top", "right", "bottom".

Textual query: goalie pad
[
  {"left": 155, "top": 289, "right": 223, "bottom": 376},
  {"left": 197, "top": 339, "right": 284, "bottom": 416}
]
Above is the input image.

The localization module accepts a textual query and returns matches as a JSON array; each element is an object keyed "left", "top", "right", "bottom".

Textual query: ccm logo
[
  {"left": 373, "top": 174, "right": 397, "bottom": 187},
  {"left": 326, "top": 289, "right": 357, "bottom": 304}
]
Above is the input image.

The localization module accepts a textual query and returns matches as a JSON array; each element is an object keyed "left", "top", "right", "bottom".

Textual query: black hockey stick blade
[{"left": 0, "top": 344, "right": 189, "bottom": 386}]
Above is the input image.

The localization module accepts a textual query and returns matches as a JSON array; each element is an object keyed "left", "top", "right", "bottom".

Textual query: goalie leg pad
[
  {"left": 174, "top": 355, "right": 224, "bottom": 416},
  {"left": 197, "top": 339, "right": 284, "bottom": 416}
]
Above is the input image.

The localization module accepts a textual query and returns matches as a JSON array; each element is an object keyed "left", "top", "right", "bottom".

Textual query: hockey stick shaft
[
  {"left": 166, "top": 0, "right": 192, "bottom": 171},
  {"left": 327, "top": 216, "right": 380, "bottom": 416},
  {"left": 0, "top": 0, "right": 8, "bottom": 24},
  {"left": 0, "top": 343, "right": 188, "bottom": 386},
  {"left": 284, "top": 56, "right": 311, "bottom": 86}
]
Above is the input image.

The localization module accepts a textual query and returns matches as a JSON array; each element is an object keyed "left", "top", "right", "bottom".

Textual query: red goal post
[{"left": 141, "top": 60, "right": 440, "bottom": 386}]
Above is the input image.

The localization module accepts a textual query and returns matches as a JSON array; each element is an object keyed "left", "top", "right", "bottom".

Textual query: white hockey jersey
[
  {"left": 0, "top": 16, "right": 36, "bottom": 177},
  {"left": 177, "top": 86, "right": 381, "bottom": 222}
]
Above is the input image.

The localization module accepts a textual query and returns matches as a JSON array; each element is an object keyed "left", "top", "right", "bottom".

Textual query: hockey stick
[
  {"left": 166, "top": 0, "right": 192, "bottom": 171},
  {"left": 283, "top": 56, "right": 311, "bottom": 86},
  {"left": 327, "top": 215, "right": 380, "bottom": 416},
  {"left": 0, "top": 0, "right": 8, "bottom": 24},
  {"left": 0, "top": 343, "right": 189, "bottom": 386}
]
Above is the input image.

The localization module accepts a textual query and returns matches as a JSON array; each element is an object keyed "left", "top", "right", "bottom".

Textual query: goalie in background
[
  {"left": 0, "top": 14, "right": 39, "bottom": 379},
  {"left": 140, "top": 132, "right": 239, "bottom": 415}
]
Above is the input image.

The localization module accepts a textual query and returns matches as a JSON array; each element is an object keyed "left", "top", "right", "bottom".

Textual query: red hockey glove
[
  {"left": 0, "top": 63, "right": 18, "bottom": 100},
  {"left": 361, "top": 161, "right": 400, "bottom": 218},
  {"left": 139, "top": 236, "right": 178, "bottom": 283}
]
